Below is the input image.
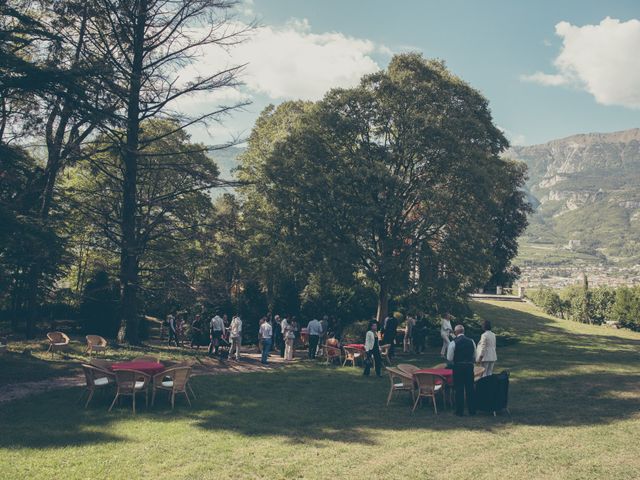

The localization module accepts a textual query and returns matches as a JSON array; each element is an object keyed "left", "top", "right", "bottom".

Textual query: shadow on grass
[{"left": 1, "top": 301, "right": 639, "bottom": 449}]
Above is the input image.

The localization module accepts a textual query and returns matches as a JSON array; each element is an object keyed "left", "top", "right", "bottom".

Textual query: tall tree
[
  {"left": 85, "top": 0, "right": 249, "bottom": 342},
  {"left": 240, "top": 54, "right": 521, "bottom": 322}
]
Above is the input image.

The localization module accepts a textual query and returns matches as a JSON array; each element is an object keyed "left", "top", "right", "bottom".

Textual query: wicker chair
[
  {"left": 385, "top": 366, "right": 415, "bottom": 406},
  {"left": 397, "top": 363, "right": 420, "bottom": 375},
  {"left": 321, "top": 344, "right": 343, "bottom": 365},
  {"left": 474, "top": 366, "right": 486, "bottom": 382},
  {"left": 109, "top": 369, "right": 151, "bottom": 414},
  {"left": 342, "top": 346, "right": 363, "bottom": 367},
  {"left": 85, "top": 335, "right": 107, "bottom": 356},
  {"left": 151, "top": 366, "right": 192, "bottom": 409},
  {"left": 412, "top": 372, "right": 446, "bottom": 414},
  {"left": 379, "top": 344, "right": 392, "bottom": 366},
  {"left": 133, "top": 356, "right": 159, "bottom": 363},
  {"left": 80, "top": 363, "right": 115, "bottom": 408},
  {"left": 46, "top": 331, "right": 70, "bottom": 357}
]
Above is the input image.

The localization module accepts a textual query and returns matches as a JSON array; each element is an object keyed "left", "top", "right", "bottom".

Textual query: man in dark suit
[
  {"left": 446, "top": 324, "right": 477, "bottom": 416},
  {"left": 381, "top": 314, "right": 398, "bottom": 358}
]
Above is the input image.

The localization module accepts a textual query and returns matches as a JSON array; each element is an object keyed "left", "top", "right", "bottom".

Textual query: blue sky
[{"left": 183, "top": 0, "right": 640, "bottom": 147}]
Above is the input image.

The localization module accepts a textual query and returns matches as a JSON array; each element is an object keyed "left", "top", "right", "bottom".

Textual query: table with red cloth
[
  {"left": 111, "top": 361, "right": 165, "bottom": 376},
  {"left": 413, "top": 368, "right": 454, "bottom": 386},
  {"left": 344, "top": 343, "right": 365, "bottom": 351}
]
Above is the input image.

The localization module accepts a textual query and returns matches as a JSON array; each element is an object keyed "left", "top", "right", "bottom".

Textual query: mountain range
[{"left": 508, "top": 128, "right": 640, "bottom": 266}]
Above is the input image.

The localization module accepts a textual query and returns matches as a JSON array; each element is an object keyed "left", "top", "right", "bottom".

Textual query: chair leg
[
  {"left": 85, "top": 389, "right": 94, "bottom": 408},
  {"left": 152, "top": 388, "right": 156, "bottom": 407},
  {"left": 412, "top": 394, "right": 421, "bottom": 413},
  {"left": 132, "top": 392, "right": 136, "bottom": 414},
  {"left": 432, "top": 394, "right": 438, "bottom": 414},
  {"left": 188, "top": 382, "right": 196, "bottom": 399},
  {"left": 109, "top": 392, "right": 119, "bottom": 412},
  {"left": 171, "top": 392, "right": 175, "bottom": 409},
  {"left": 386, "top": 387, "right": 394, "bottom": 406},
  {"left": 184, "top": 390, "right": 191, "bottom": 407}
]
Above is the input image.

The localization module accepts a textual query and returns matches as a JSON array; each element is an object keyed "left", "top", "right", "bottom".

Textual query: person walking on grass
[
  {"left": 476, "top": 320, "right": 497, "bottom": 377},
  {"left": 208, "top": 313, "right": 225, "bottom": 356},
  {"left": 381, "top": 314, "right": 398, "bottom": 359},
  {"left": 259, "top": 318, "right": 273, "bottom": 365},
  {"left": 447, "top": 324, "right": 477, "bottom": 416},
  {"left": 363, "top": 320, "right": 382, "bottom": 377},
  {"left": 167, "top": 313, "right": 177, "bottom": 346},
  {"left": 229, "top": 315, "right": 243, "bottom": 361},
  {"left": 307, "top": 318, "right": 323, "bottom": 359},
  {"left": 440, "top": 313, "right": 454, "bottom": 358},
  {"left": 284, "top": 317, "right": 296, "bottom": 360}
]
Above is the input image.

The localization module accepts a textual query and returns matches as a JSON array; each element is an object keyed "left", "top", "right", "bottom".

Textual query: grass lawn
[{"left": 1, "top": 300, "right": 640, "bottom": 479}]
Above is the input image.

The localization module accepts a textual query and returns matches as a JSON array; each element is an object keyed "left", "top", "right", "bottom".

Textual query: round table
[
  {"left": 414, "top": 368, "right": 453, "bottom": 385},
  {"left": 344, "top": 343, "right": 365, "bottom": 351},
  {"left": 111, "top": 361, "right": 165, "bottom": 376}
]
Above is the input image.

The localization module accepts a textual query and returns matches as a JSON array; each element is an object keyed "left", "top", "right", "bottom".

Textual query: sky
[{"left": 180, "top": 0, "right": 640, "bottom": 147}]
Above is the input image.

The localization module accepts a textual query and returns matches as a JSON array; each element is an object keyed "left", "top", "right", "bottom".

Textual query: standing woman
[
  {"left": 284, "top": 317, "right": 296, "bottom": 360},
  {"left": 403, "top": 315, "right": 416, "bottom": 353},
  {"left": 476, "top": 320, "right": 497, "bottom": 376},
  {"left": 440, "top": 313, "right": 454, "bottom": 358}
]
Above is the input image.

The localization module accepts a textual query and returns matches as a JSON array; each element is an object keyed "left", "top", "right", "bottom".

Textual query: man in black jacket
[
  {"left": 446, "top": 325, "right": 477, "bottom": 416},
  {"left": 381, "top": 314, "right": 398, "bottom": 358}
]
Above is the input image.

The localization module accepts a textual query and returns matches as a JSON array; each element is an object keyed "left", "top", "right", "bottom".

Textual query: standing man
[
  {"left": 476, "top": 320, "right": 497, "bottom": 376},
  {"left": 229, "top": 315, "right": 243, "bottom": 361},
  {"left": 259, "top": 318, "right": 273, "bottom": 365},
  {"left": 306, "top": 318, "right": 323, "bottom": 359},
  {"left": 273, "top": 315, "right": 284, "bottom": 358},
  {"left": 208, "top": 313, "right": 225, "bottom": 356},
  {"left": 363, "top": 320, "right": 382, "bottom": 377},
  {"left": 381, "top": 314, "right": 398, "bottom": 359},
  {"left": 447, "top": 325, "right": 477, "bottom": 416},
  {"left": 167, "top": 313, "right": 177, "bottom": 346}
]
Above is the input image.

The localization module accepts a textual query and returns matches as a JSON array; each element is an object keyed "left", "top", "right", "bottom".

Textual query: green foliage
[
  {"left": 609, "top": 287, "right": 640, "bottom": 331},
  {"left": 79, "top": 270, "right": 119, "bottom": 339},
  {"left": 526, "top": 287, "right": 567, "bottom": 318}
]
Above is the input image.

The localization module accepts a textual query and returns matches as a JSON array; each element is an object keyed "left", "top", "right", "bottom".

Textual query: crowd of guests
[{"left": 162, "top": 309, "right": 498, "bottom": 414}]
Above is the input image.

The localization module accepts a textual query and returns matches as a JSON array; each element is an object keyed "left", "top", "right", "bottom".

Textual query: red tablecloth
[
  {"left": 111, "top": 361, "right": 165, "bottom": 376},
  {"left": 414, "top": 368, "right": 453, "bottom": 385},
  {"left": 344, "top": 343, "right": 365, "bottom": 351}
]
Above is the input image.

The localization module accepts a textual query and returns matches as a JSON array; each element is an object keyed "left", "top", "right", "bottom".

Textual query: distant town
[{"left": 517, "top": 264, "right": 640, "bottom": 289}]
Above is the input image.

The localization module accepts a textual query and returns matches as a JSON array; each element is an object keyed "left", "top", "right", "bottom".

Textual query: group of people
[
  {"left": 257, "top": 315, "right": 327, "bottom": 365},
  {"left": 363, "top": 314, "right": 498, "bottom": 417}
]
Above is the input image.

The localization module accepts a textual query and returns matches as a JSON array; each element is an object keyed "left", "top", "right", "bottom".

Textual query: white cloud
[
  {"left": 237, "top": 19, "right": 384, "bottom": 100},
  {"left": 179, "top": 19, "right": 387, "bottom": 103},
  {"left": 521, "top": 17, "right": 640, "bottom": 109}
]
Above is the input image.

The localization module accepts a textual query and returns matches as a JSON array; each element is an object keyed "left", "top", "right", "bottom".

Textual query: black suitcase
[{"left": 475, "top": 370, "right": 510, "bottom": 416}]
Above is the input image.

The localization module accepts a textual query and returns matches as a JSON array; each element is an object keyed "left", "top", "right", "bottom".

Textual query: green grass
[{"left": 1, "top": 301, "right": 640, "bottom": 479}]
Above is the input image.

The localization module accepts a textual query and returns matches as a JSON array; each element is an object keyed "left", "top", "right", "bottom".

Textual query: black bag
[{"left": 475, "top": 370, "right": 510, "bottom": 415}]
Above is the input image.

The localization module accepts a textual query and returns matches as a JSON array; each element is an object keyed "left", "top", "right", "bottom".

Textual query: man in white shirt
[
  {"left": 167, "top": 313, "right": 177, "bottom": 346},
  {"left": 363, "top": 321, "right": 382, "bottom": 377},
  {"left": 306, "top": 318, "right": 323, "bottom": 359},
  {"left": 259, "top": 319, "right": 273, "bottom": 365},
  {"left": 476, "top": 320, "right": 497, "bottom": 376},
  {"left": 208, "top": 314, "right": 225, "bottom": 356},
  {"left": 229, "top": 315, "right": 243, "bottom": 361}
]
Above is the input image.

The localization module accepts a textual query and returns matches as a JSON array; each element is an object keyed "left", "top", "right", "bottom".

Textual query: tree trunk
[
  {"left": 117, "top": 0, "right": 147, "bottom": 344},
  {"left": 376, "top": 282, "right": 389, "bottom": 324}
]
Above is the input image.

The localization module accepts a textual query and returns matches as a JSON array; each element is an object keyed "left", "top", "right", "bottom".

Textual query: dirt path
[{"left": 0, "top": 352, "right": 299, "bottom": 404}]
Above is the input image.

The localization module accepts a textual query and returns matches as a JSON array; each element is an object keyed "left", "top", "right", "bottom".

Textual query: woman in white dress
[
  {"left": 476, "top": 320, "right": 497, "bottom": 376},
  {"left": 440, "top": 314, "right": 454, "bottom": 358}
]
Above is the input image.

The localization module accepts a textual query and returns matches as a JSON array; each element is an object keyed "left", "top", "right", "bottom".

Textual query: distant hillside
[{"left": 507, "top": 128, "right": 640, "bottom": 266}]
